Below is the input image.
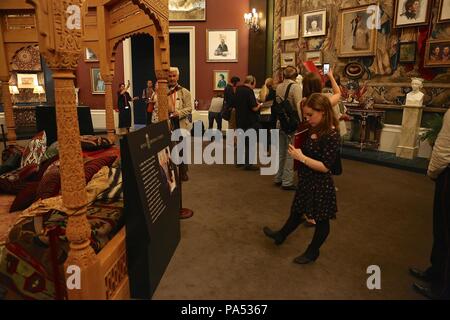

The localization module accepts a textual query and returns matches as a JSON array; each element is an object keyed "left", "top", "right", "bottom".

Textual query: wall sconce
[
  {"left": 33, "top": 85, "right": 45, "bottom": 105},
  {"left": 9, "top": 85, "right": 19, "bottom": 105},
  {"left": 244, "top": 8, "right": 260, "bottom": 32}
]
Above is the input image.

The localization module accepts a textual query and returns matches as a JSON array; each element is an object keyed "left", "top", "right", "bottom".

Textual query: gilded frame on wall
[
  {"left": 213, "top": 70, "right": 229, "bottom": 91},
  {"left": 438, "top": 0, "right": 450, "bottom": 23},
  {"left": 206, "top": 29, "right": 238, "bottom": 62},
  {"left": 393, "top": 0, "right": 432, "bottom": 28},
  {"left": 304, "top": 50, "right": 323, "bottom": 66},
  {"left": 169, "top": 0, "right": 206, "bottom": 21},
  {"left": 424, "top": 40, "right": 450, "bottom": 68},
  {"left": 398, "top": 41, "right": 417, "bottom": 63},
  {"left": 302, "top": 9, "right": 327, "bottom": 38},
  {"left": 338, "top": 4, "right": 378, "bottom": 58},
  {"left": 91, "top": 68, "right": 106, "bottom": 94},
  {"left": 281, "top": 15, "right": 299, "bottom": 41},
  {"left": 280, "top": 52, "right": 296, "bottom": 68}
]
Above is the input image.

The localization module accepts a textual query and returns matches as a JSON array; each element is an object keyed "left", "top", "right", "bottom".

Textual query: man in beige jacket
[
  {"left": 168, "top": 67, "right": 192, "bottom": 181},
  {"left": 411, "top": 109, "right": 450, "bottom": 300}
]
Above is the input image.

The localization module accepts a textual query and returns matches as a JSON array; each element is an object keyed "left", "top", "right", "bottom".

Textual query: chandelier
[{"left": 244, "top": 8, "right": 260, "bottom": 32}]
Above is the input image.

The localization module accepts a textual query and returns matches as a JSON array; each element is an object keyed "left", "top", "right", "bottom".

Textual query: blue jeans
[
  {"left": 208, "top": 112, "right": 222, "bottom": 131},
  {"left": 274, "top": 130, "right": 294, "bottom": 187}
]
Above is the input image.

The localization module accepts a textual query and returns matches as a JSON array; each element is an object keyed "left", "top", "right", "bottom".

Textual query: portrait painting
[
  {"left": 169, "top": 0, "right": 206, "bottom": 21},
  {"left": 438, "top": 0, "right": 450, "bottom": 23},
  {"left": 280, "top": 52, "right": 296, "bottom": 68},
  {"left": 158, "top": 146, "right": 177, "bottom": 194},
  {"left": 304, "top": 50, "right": 322, "bottom": 66},
  {"left": 424, "top": 40, "right": 450, "bottom": 67},
  {"left": 394, "top": 0, "right": 431, "bottom": 28},
  {"left": 91, "top": 68, "right": 105, "bottom": 94},
  {"left": 206, "top": 29, "right": 238, "bottom": 62},
  {"left": 213, "top": 70, "right": 229, "bottom": 91},
  {"left": 17, "top": 73, "right": 38, "bottom": 89},
  {"left": 399, "top": 42, "right": 417, "bottom": 63},
  {"left": 302, "top": 9, "right": 327, "bottom": 38},
  {"left": 338, "top": 5, "right": 377, "bottom": 58},
  {"left": 85, "top": 48, "right": 98, "bottom": 62},
  {"left": 281, "top": 15, "right": 299, "bottom": 40}
]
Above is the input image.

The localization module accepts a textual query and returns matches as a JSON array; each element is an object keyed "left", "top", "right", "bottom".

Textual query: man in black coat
[{"left": 234, "top": 75, "right": 262, "bottom": 170}]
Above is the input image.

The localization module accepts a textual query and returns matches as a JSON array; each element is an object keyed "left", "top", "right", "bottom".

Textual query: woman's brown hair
[
  {"left": 305, "top": 93, "right": 339, "bottom": 137},
  {"left": 302, "top": 72, "right": 323, "bottom": 98}
]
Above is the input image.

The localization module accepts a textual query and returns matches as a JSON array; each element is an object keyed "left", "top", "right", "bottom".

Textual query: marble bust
[{"left": 405, "top": 78, "right": 424, "bottom": 106}]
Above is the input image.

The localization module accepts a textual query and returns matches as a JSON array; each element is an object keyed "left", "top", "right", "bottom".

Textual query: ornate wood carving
[
  {"left": 11, "top": 45, "right": 42, "bottom": 71},
  {"left": 26, "top": 0, "right": 98, "bottom": 299}
]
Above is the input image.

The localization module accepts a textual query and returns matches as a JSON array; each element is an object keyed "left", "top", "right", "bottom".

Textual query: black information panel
[{"left": 120, "top": 121, "right": 180, "bottom": 299}]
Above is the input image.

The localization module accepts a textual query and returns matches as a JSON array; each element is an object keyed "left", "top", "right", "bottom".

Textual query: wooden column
[
  {"left": 154, "top": 26, "right": 170, "bottom": 122},
  {"left": 27, "top": 0, "right": 101, "bottom": 299},
  {"left": 0, "top": 21, "right": 17, "bottom": 145},
  {"left": 102, "top": 73, "right": 116, "bottom": 142}
]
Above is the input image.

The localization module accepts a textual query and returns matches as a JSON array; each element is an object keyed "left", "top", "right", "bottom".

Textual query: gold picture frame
[
  {"left": 281, "top": 15, "right": 299, "bottom": 41},
  {"left": 438, "top": 0, "right": 450, "bottom": 23},
  {"left": 394, "top": 0, "right": 432, "bottom": 28},
  {"left": 280, "top": 52, "right": 296, "bottom": 68},
  {"left": 213, "top": 70, "right": 229, "bottom": 91},
  {"left": 91, "top": 68, "right": 105, "bottom": 94},
  {"left": 424, "top": 40, "right": 450, "bottom": 68},
  {"left": 206, "top": 29, "right": 238, "bottom": 62},
  {"left": 302, "top": 9, "right": 327, "bottom": 38},
  {"left": 338, "top": 5, "right": 378, "bottom": 58}
]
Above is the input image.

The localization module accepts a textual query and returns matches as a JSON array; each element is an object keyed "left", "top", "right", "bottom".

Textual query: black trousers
[
  {"left": 279, "top": 209, "right": 331, "bottom": 259},
  {"left": 146, "top": 112, "right": 153, "bottom": 125},
  {"left": 428, "top": 167, "right": 450, "bottom": 297}
]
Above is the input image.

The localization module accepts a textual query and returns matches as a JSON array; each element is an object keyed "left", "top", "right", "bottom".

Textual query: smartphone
[{"left": 323, "top": 63, "right": 330, "bottom": 75}]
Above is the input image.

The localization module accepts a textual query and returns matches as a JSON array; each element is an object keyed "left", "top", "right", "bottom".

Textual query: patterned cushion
[
  {"left": 40, "top": 142, "right": 59, "bottom": 162},
  {"left": 9, "top": 182, "right": 40, "bottom": 212},
  {"left": 21, "top": 131, "right": 47, "bottom": 168},
  {"left": 96, "top": 167, "right": 123, "bottom": 202},
  {"left": 84, "top": 156, "right": 117, "bottom": 183},
  {"left": 80, "top": 135, "right": 112, "bottom": 151}
]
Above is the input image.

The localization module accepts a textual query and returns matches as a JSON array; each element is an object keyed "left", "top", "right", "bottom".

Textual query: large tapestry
[{"left": 273, "top": 0, "right": 450, "bottom": 109}]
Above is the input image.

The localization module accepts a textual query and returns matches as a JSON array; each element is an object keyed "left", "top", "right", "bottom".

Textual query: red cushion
[
  {"left": 84, "top": 156, "right": 117, "bottom": 183},
  {"left": 9, "top": 181, "right": 39, "bottom": 212},
  {"left": 35, "top": 165, "right": 61, "bottom": 200},
  {"left": 0, "top": 164, "right": 39, "bottom": 194}
]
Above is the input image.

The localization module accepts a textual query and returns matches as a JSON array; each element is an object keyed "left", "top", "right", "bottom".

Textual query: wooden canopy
[{"left": 0, "top": 0, "right": 170, "bottom": 299}]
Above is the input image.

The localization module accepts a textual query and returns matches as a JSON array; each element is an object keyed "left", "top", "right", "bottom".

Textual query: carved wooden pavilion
[{"left": 0, "top": 0, "right": 171, "bottom": 299}]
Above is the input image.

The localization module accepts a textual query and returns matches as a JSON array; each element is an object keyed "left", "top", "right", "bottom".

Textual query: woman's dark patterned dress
[{"left": 291, "top": 129, "right": 340, "bottom": 221}]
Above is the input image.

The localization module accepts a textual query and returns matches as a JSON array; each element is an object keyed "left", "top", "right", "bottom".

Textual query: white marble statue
[{"left": 405, "top": 77, "right": 424, "bottom": 106}]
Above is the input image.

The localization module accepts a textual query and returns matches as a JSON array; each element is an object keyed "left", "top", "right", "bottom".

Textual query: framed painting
[
  {"left": 213, "top": 70, "right": 229, "bottom": 91},
  {"left": 394, "top": 0, "right": 431, "bottom": 28},
  {"left": 281, "top": 15, "right": 299, "bottom": 40},
  {"left": 280, "top": 52, "right": 296, "bottom": 68},
  {"left": 302, "top": 9, "right": 327, "bottom": 38},
  {"left": 424, "top": 40, "right": 450, "bottom": 67},
  {"left": 304, "top": 50, "right": 322, "bottom": 66},
  {"left": 17, "top": 73, "right": 38, "bottom": 89},
  {"left": 85, "top": 48, "right": 98, "bottom": 62},
  {"left": 438, "top": 0, "right": 450, "bottom": 23},
  {"left": 169, "top": 0, "right": 206, "bottom": 21},
  {"left": 399, "top": 42, "right": 417, "bottom": 63},
  {"left": 91, "top": 68, "right": 105, "bottom": 94},
  {"left": 206, "top": 29, "right": 238, "bottom": 62},
  {"left": 338, "top": 5, "right": 378, "bottom": 58}
]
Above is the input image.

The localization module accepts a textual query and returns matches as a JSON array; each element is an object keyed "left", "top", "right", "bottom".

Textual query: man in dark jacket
[{"left": 235, "top": 75, "right": 262, "bottom": 170}]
